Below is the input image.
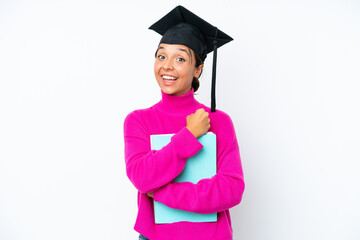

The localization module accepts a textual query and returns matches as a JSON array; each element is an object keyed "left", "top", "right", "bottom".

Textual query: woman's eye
[
  {"left": 157, "top": 55, "right": 165, "bottom": 59},
  {"left": 177, "top": 57, "right": 185, "bottom": 62}
]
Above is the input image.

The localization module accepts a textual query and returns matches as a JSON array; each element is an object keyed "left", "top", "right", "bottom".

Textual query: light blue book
[{"left": 150, "top": 132, "right": 217, "bottom": 224}]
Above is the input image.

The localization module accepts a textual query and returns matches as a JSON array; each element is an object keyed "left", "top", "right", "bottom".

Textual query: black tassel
[{"left": 211, "top": 27, "right": 218, "bottom": 112}]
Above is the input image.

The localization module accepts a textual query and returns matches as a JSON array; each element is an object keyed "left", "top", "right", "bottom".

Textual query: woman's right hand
[{"left": 186, "top": 108, "right": 210, "bottom": 138}]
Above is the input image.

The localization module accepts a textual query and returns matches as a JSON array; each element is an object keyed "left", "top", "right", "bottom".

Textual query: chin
[{"left": 161, "top": 87, "right": 178, "bottom": 95}]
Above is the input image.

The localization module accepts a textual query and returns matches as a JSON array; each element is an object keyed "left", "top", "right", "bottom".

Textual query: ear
[{"left": 194, "top": 64, "right": 204, "bottom": 78}]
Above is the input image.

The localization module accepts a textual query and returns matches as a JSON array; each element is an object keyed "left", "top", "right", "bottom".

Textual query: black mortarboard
[{"left": 149, "top": 5, "right": 233, "bottom": 112}]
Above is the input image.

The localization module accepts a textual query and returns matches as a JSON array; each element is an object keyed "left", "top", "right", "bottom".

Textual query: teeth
[{"left": 162, "top": 75, "right": 177, "bottom": 80}]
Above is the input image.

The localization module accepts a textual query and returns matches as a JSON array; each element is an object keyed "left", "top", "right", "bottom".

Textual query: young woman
[{"left": 123, "top": 6, "right": 245, "bottom": 240}]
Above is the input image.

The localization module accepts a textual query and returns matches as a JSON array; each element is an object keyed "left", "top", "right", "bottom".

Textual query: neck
[{"left": 155, "top": 87, "right": 201, "bottom": 116}]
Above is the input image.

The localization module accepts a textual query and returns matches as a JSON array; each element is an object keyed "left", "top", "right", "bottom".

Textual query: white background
[{"left": 1, "top": 0, "right": 359, "bottom": 239}]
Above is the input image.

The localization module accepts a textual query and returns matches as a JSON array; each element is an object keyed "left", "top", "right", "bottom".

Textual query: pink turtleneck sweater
[{"left": 123, "top": 87, "right": 245, "bottom": 240}]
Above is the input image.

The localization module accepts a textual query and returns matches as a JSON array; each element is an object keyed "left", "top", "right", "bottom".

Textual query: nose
[{"left": 162, "top": 59, "right": 173, "bottom": 71}]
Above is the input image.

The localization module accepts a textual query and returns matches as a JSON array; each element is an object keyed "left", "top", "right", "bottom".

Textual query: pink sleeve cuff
[{"left": 170, "top": 127, "right": 204, "bottom": 159}]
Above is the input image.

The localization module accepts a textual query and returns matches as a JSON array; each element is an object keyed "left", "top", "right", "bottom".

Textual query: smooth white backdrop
[{"left": 0, "top": 0, "right": 359, "bottom": 239}]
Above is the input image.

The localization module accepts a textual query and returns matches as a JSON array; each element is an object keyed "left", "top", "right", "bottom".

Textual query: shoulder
[
  {"left": 123, "top": 106, "right": 156, "bottom": 127},
  {"left": 124, "top": 104, "right": 157, "bottom": 120},
  {"left": 199, "top": 104, "right": 237, "bottom": 140},
  {"left": 200, "top": 104, "right": 234, "bottom": 125}
]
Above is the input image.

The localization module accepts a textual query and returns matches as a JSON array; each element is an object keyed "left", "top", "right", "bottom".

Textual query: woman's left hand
[{"left": 147, "top": 192, "right": 154, "bottom": 198}]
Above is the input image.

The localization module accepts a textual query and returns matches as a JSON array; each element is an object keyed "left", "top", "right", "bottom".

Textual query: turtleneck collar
[{"left": 155, "top": 87, "right": 202, "bottom": 116}]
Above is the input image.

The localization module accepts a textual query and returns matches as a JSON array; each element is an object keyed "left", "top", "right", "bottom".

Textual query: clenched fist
[{"left": 186, "top": 108, "right": 210, "bottom": 138}]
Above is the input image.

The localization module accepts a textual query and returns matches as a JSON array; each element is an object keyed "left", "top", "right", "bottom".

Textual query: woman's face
[{"left": 154, "top": 43, "right": 203, "bottom": 96}]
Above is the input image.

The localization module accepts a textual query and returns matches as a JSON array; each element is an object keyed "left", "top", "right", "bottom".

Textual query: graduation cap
[{"left": 149, "top": 5, "right": 233, "bottom": 112}]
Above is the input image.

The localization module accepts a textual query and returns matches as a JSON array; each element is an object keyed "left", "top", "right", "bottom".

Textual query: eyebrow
[
  {"left": 157, "top": 46, "right": 190, "bottom": 57},
  {"left": 177, "top": 48, "right": 190, "bottom": 57}
]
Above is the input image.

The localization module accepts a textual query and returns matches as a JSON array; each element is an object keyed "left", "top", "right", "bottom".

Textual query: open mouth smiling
[{"left": 162, "top": 74, "right": 178, "bottom": 82}]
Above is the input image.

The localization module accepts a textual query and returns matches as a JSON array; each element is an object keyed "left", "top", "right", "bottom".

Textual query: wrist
[{"left": 186, "top": 127, "right": 198, "bottom": 138}]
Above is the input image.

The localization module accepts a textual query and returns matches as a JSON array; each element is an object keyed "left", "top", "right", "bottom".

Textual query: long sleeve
[
  {"left": 152, "top": 113, "right": 245, "bottom": 214},
  {"left": 123, "top": 111, "right": 204, "bottom": 193}
]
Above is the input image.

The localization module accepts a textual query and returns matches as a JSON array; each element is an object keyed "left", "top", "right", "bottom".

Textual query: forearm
[
  {"left": 153, "top": 172, "right": 245, "bottom": 214},
  {"left": 125, "top": 123, "right": 203, "bottom": 193}
]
